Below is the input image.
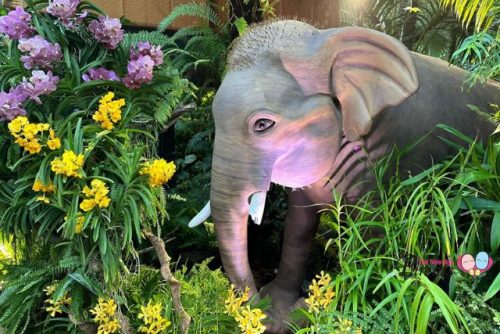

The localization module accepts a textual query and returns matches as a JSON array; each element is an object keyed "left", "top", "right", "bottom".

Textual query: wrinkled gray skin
[{"left": 190, "top": 20, "right": 499, "bottom": 333}]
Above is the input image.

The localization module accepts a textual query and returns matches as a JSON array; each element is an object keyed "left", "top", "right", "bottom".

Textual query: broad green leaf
[
  {"left": 483, "top": 273, "right": 500, "bottom": 302},
  {"left": 491, "top": 211, "right": 500, "bottom": 253}
]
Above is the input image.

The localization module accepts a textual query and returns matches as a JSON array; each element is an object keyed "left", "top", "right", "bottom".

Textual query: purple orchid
[
  {"left": 9, "top": 85, "right": 29, "bottom": 101},
  {"left": 47, "top": 0, "right": 79, "bottom": 20},
  {"left": 122, "top": 55, "right": 155, "bottom": 89},
  {"left": 82, "top": 67, "right": 120, "bottom": 82},
  {"left": 18, "top": 35, "right": 62, "bottom": 70},
  {"left": 88, "top": 16, "right": 124, "bottom": 49},
  {"left": 130, "top": 41, "right": 164, "bottom": 66},
  {"left": 20, "top": 70, "right": 60, "bottom": 104},
  {"left": 0, "top": 7, "right": 34, "bottom": 40},
  {"left": 0, "top": 90, "right": 27, "bottom": 121},
  {"left": 47, "top": 0, "right": 86, "bottom": 28}
]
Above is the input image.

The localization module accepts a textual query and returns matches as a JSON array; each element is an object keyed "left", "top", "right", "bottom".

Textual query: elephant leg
[{"left": 261, "top": 188, "right": 322, "bottom": 333}]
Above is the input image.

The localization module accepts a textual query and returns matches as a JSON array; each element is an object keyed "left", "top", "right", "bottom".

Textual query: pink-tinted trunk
[{"left": 210, "top": 138, "right": 271, "bottom": 295}]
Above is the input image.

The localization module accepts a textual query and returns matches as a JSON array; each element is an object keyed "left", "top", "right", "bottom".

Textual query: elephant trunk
[{"left": 210, "top": 138, "right": 272, "bottom": 296}]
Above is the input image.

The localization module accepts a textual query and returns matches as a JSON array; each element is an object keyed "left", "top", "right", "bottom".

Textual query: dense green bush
[
  {"left": 294, "top": 126, "right": 499, "bottom": 334},
  {"left": 0, "top": 0, "right": 192, "bottom": 332}
]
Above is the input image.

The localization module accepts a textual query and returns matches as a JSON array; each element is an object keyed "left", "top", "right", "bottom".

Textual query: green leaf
[
  {"left": 73, "top": 118, "right": 84, "bottom": 154},
  {"left": 483, "top": 273, "right": 500, "bottom": 301},
  {"left": 128, "top": 199, "right": 141, "bottom": 242},
  {"left": 460, "top": 197, "right": 500, "bottom": 211},
  {"left": 491, "top": 211, "right": 500, "bottom": 253},
  {"left": 416, "top": 294, "right": 433, "bottom": 334},
  {"left": 68, "top": 272, "right": 101, "bottom": 295},
  {"left": 98, "top": 225, "right": 107, "bottom": 256},
  {"left": 234, "top": 17, "right": 249, "bottom": 36},
  {"left": 410, "top": 286, "right": 426, "bottom": 333},
  {"left": 401, "top": 164, "right": 443, "bottom": 186},
  {"left": 53, "top": 276, "right": 73, "bottom": 302}
]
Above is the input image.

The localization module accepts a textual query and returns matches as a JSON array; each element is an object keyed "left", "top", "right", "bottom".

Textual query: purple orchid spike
[
  {"left": 82, "top": 67, "right": 120, "bottom": 82},
  {"left": 0, "top": 7, "right": 34, "bottom": 40},
  {"left": 122, "top": 55, "right": 155, "bottom": 89},
  {"left": 0, "top": 90, "right": 27, "bottom": 121},
  {"left": 20, "top": 70, "right": 60, "bottom": 104},
  {"left": 88, "top": 16, "right": 124, "bottom": 49},
  {"left": 47, "top": 0, "right": 79, "bottom": 20},
  {"left": 47, "top": 0, "right": 86, "bottom": 28},
  {"left": 18, "top": 35, "right": 62, "bottom": 70},
  {"left": 131, "top": 41, "right": 164, "bottom": 66},
  {"left": 9, "top": 85, "right": 29, "bottom": 102}
]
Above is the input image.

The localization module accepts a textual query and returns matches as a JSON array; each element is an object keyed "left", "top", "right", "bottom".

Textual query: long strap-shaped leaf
[{"left": 440, "top": 0, "right": 496, "bottom": 32}]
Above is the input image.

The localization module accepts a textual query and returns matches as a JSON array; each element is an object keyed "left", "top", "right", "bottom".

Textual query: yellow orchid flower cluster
[
  {"left": 137, "top": 300, "right": 171, "bottom": 334},
  {"left": 43, "top": 283, "right": 57, "bottom": 296},
  {"left": 338, "top": 318, "right": 353, "bottom": 333},
  {"left": 51, "top": 150, "right": 85, "bottom": 178},
  {"left": 93, "top": 92, "right": 125, "bottom": 130},
  {"left": 8, "top": 116, "right": 61, "bottom": 154},
  {"left": 90, "top": 298, "right": 120, "bottom": 334},
  {"left": 64, "top": 215, "right": 85, "bottom": 234},
  {"left": 43, "top": 282, "right": 72, "bottom": 317},
  {"left": 32, "top": 179, "right": 56, "bottom": 204},
  {"left": 224, "top": 285, "right": 267, "bottom": 334},
  {"left": 331, "top": 317, "right": 362, "bottom": 334},
  {"left": 200, "top": 90, "right": 215, "bottom": 105},
  {"left": 225, "top": 285, "right": 250, "bottom": 316},
  {"left": 80, "top": 179, "right": 111, "bottom": 212},
  {"left": 305, "top": 271, "right": 336, "bottom": 314},
  {"left": 140, "top": 159, "right": 176, "bottom": 188},
  {"left": 234, "top": 306, "right": 267, "bottom": 334},
  {"left": 75, "top": 215, "right": 85, "bottom": 233}
]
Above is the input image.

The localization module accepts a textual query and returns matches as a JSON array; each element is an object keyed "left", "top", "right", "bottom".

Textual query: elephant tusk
[
  {"left": 249, "top": 191, "right": 267, "bottom": 225},
  {"left": 188, "top": 201, "right": 211, "bottom": 228}
]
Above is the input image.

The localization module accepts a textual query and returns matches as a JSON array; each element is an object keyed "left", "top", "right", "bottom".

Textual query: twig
[
  {"left": 162, "top": 103, "right": 197, "bottom": 132},
  {"left": 144, "top": 231, "right": 191, "bottom": 334},
  {"left": 116, "top": 310, "right": 132, "bottom": 334},
  {"left": 137, "top": 237, "right": 176, "bottom": 255}
]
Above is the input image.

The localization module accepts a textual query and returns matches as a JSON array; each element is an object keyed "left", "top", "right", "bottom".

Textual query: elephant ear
[{"left": 281, "top": 27, "right": 419, "bottom": 141}]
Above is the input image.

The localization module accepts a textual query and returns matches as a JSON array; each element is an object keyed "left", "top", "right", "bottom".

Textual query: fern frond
[
  {"left": 70, "top": 284, "right": 85, "bottom": 318},
  {"left": 122, "top": 31, "right": 175, "bottom": 50},
  {"left": 166, "top": 193, "right": 187, "bottom": 202},
  {"left": 172, "top": 26, "right": 216, "bottom": 41},
  {"left": 158, "top": 2, "right": 221, "bottom": 32}
]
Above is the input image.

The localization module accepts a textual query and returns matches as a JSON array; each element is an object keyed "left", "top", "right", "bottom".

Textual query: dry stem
[{"left": 145, "top": 231, "right": 191, "bottom": 334}]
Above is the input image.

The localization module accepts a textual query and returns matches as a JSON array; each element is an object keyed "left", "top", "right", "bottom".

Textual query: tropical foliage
[
  {"left": 441, "top": 0, "right": 498, "bottom": 32},
  {"left": 158, "top": 2, "right": 231, "bottom": 84},
  {"left": 0, "top": 0, "right": 191, "bottom": 332},
  {"left": 299, "top": 125, "right": 499, "bottom": 333}
]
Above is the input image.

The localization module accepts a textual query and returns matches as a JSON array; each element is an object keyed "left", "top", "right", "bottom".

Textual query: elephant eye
[{"left": 253, "top": 118, "right": 275, "bottom": 133}]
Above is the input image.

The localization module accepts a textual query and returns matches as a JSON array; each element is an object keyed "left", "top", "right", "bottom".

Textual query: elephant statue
[{"left": 188, "top": 20, "right": 499, "bottom": 333}]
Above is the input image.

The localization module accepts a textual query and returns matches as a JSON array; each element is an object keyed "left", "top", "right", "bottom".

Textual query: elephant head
[{"left": 189, "top": 21, "right": 418, "bottom": 295}]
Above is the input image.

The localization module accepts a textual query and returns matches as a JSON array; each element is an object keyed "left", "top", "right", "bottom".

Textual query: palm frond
[{"left": 440, "top": 0, "right": 497, "bottom": 32}]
